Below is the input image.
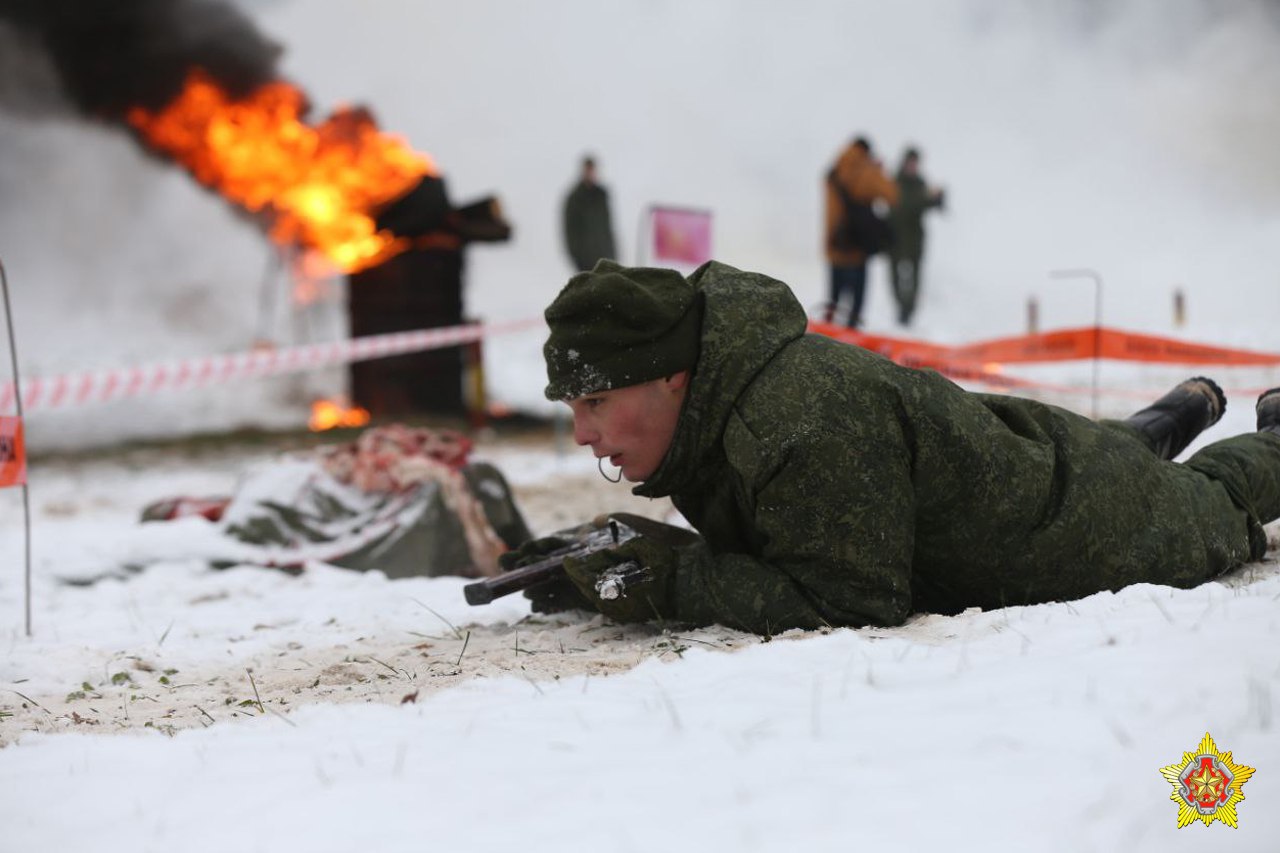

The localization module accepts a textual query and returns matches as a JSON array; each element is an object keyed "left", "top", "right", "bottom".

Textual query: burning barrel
[
  {"left": 349, "top": 176, "right": 511, "bottom": 417},
  {"left": 121, "top": 75, "right": 513, "bottom": 421}
]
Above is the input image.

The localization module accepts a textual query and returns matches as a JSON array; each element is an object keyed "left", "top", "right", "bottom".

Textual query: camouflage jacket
[{"left": 634, "top": 262, "right": 1258, "bottom": 633}]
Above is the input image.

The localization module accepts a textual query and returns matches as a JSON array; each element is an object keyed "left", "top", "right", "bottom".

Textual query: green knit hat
[{"left": 543, "top": 260, "right": 702, "bottom": 400}]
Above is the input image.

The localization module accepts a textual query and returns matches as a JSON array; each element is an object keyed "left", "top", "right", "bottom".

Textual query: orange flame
[
  {"left": 309, "top": 398, "right": 371, "bottom": 432},
  {"left": 126, "top": 70, "right": 438, "bottom": 273}
]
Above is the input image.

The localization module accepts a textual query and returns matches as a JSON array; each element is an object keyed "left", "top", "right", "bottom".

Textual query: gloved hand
[
  {"left": 499, "top": 535, "right": 596, "bottom": 615},
  {"left": 562, "top": 536, "right": 680, "bottom": 623},
  {"left": 497, "top": 535, "right": 570, "bottom": 572}
]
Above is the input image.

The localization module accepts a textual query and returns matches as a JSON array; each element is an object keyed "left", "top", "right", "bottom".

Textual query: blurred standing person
[
  {"left": 824, "top": 136, "right": 898, "bottom": 328},
  {"left": 888, "top": 147, "right": 946, "bottom": 326},
  {"left": 562, "top": 155, "right": 618, "bottom": 272}
]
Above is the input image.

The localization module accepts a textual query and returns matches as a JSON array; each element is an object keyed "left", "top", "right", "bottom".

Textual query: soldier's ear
[{"left": 663, "top": 371, "right": 691, "bottom": 393}]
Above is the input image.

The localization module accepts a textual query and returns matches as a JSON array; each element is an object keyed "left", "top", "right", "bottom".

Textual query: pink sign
[{"left": 651, "top": 207, "right": 712, "bottom": 266}]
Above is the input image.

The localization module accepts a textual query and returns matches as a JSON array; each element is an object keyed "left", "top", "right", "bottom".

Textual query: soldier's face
[{"left": 568, "top": 372, "right": 689, "bottom": 482}]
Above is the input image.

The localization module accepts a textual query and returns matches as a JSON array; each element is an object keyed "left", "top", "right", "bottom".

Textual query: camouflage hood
[{"left": 635, "top": 261, "right": 808, "bottom": 499}]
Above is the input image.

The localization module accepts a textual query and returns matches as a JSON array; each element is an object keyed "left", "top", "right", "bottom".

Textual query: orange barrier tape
[
  {"left": 951, "top": 328, "right": 1096, "bottom": 364},
  {"left": 809, "top": 321, "right": 1280, "bottom": 402},
  {"left": 0, "top": 416, "right": 26, "bottom": 488},
  {"left": 810, "top": 322, "right": 1280, "bottom": 368},
  {"left": 811, "top": 322, "right": 957, "bottom": 365},
  {"left": 954, "top": 327, "right": 1280, "bottom": 366},
  {"left": 808, "top": 323, "right": 1039, "bottom": 390}
]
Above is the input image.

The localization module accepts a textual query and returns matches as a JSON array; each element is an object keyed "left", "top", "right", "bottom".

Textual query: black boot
[
  {"left": 1124, "top": 376, "right": 1226, "bottom": 460},
  {"left": 1258, "top": 388, "right": 1280, "bottom": 436}
]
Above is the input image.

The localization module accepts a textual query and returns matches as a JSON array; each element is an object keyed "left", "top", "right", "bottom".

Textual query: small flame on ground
[
  {"left": 309, "top": 398, "right": 371, "bottom": 432},
  {"left": 126, "top": 69, "right": 437, "bottom": 273}
]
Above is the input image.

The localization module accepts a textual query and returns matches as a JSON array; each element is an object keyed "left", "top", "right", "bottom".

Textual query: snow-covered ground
[
  {"left": 2, "top": 424, "right": 1279, "bottom": 852},
  {"left": 3, "top": 2, "right": 1280, "bottom": 850}
]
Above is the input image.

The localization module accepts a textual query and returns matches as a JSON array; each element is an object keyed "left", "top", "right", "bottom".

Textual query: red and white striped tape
[{"left": 0, "top": 318, "right": 542, "bottom": 414}]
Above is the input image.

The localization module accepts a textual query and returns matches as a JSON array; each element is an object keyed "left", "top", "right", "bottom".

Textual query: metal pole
[
  {"left": 254, "top": 246, "right": 282, "bottom": 343},
  {"left": 1049, "top": 268, "right": 1103, "bottom": 419},
  {"left": 0, "top": 257, "right": 32, "bottom": 636},
  {"left": 636, "top": 205, "right": 652, "bottom": 267}
]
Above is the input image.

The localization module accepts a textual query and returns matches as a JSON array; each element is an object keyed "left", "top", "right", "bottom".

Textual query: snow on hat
[{"left": 543, "top": 259, "right": 702, "bottom": 401}]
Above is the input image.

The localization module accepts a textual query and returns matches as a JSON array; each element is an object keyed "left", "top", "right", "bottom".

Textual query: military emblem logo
[{"left": 1159, "top": 732, "right": 1255, "bottom": 828}]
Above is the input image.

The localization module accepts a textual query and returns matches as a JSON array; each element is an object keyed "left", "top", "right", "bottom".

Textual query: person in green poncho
[
  {"left": 504, "top": 260, "right": 1280, "bottom": 635},
  {"left": 562, "top": 155, "right": 618, "bottom": 273},
  {"left": 887, "top": 146, "right": 946, "bottom": 327}
]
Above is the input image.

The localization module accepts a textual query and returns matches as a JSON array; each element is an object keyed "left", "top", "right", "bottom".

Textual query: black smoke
[{"left": 0, "top": 0, "right": 282, "bottom": 119}]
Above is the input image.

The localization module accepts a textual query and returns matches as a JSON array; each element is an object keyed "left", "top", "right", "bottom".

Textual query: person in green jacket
[
  {"left": 561, "top": 155, "right": 618, "bottom": 273},
  {"left": 888, "top": 147, "right": 946, "bottom": 327},
  {"left": 506, "top": 260, "right": 1280, "bottom": 635}
]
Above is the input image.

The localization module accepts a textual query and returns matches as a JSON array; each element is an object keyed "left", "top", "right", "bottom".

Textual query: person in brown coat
[{"left": 824, "top": 136, "right": 899, "bottom": 327}]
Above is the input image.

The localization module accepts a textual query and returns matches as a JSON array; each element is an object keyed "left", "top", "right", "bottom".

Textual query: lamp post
[{"left": 1049, "top": 268, "right": 1103, "bottom": 419}]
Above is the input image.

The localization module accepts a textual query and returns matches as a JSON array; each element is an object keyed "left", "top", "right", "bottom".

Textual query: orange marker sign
[{"left": 0, "top": 416, "right": 27, "bottom": 488}]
